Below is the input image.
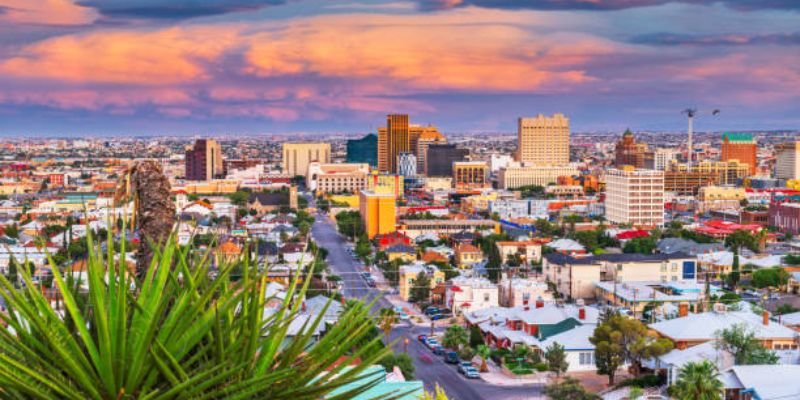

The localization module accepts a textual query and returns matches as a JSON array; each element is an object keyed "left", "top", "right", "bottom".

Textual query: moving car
[{"left": 445, "top": 352, "right": 459, "bottom": 364}]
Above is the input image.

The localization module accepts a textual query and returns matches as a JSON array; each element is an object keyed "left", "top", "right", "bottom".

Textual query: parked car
[
  {"left": 463, "top": 367, "right": 480, "bottom": 379},
  {"left": 424, "top": 307, "right": 440, "bottom": 316},
  {"left": 432, "top": 345, "right": 445, "bottom": 356},
  {"left": 430, "top": 314, "right": 447, "bottom": 321},
  {"left": 398, "top": 312, "right": 409, "bottom": 321},
  {"left": 417, "top": 334, "right": 427, "bottom": 342},
  {"left": 445, "top": 352, "right": 459, "bottom": 364},
  {"left": 425, "top": 339, "right": 440, "bottom": 349},
  {"left": 457, "top": 361, "right": 473, "bottom": 373}
]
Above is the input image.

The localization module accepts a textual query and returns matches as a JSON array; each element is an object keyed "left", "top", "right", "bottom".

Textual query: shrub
[
  {"left": 615, "top": 374, "right": 665, "bottom": 389},
  {"left": 534, "top": 363, "right": 549, "bottom": 372}
]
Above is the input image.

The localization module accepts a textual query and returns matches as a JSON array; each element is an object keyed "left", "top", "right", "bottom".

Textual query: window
[
  {"left": 484, "top": 293, "right": 490, "bottom": 302},
  {"left": 660, "top": 264, "right": 667, "bottom": 272},
  {"left": 616, "top": 264, "right": 623, "bottom": 271},
  {"left": 579, "top": 352, "right": 593, "bottom": 365}
]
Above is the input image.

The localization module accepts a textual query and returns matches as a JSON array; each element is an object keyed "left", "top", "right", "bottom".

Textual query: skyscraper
[
  {"left": 605, "top": 167, "right": 664, "bottom": 227},
  {"left": 282, "top": 143, "right": 331, "bottom": 177},
  {"left": 346, "top": 134, "right": 378, "bottom": 166},
  {"left": 721, "top": 133, "right": 757, "bottom": 175},
  {"left": 517, "top": 113, "right": 570, "bottom": 166},
  {"left": 185, "top": 139, "right": 223, "bottom": 181},
  {"left": 414, "top": 127, "right": 446, "bottom": 174},
  {"left": 377, "top": 115, "right": 442, "bottom": 174},
  {"left": 397, "top": 152, "right": 417, "bottom": 178},
  {"left": 776, "top": 141, "right": 800, "bottom": 180}
]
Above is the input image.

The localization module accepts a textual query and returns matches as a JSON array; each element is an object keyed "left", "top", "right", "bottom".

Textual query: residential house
[
  {"left": 496, "top": 239, "right": 547, "bottom": 265},
  {"left": 546, "top": 238, "right": 586, "bottom": 255},
  {"left": 497, "top": 277, "right": 552, "bottom": 307},
  {"left": 445, "top": 276, "right": 499, "bottom": 314},
  {"left": 385, "top": 244, "right": 416, "bottom": 263},
  {"left": 454, "top": 243, "right": 483, "bottom": 268},
  {"left": 399, "top": 264, "right": 445, "bottom": 301},
  {"left": 720, "top": 365, "right": 800, "bottom": 400}
]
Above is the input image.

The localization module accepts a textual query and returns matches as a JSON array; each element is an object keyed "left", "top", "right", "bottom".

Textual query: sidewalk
[{"left": 477, "top": 359, "right": 549, "bottom": 386}]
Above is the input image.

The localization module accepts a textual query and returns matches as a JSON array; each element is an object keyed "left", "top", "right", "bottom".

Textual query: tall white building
[
  {"left": 517, "top": 113, "right": 570, "bottom": 166},
  {"left": 605, "top": 167, "right": 664, "bottom": 227},
  {"left": 653, "top": 148, "right": 678, "bottom": 171},
  {"left": 282, "top": 143, "right": 331, "bottom": 177},
  {"left": 775, "top": 141, "right": 800, "bottom": 180}
]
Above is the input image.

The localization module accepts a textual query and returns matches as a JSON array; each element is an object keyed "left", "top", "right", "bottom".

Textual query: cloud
[
  {"left": 77, "top": 0, "right": 286, "bottom": 19},
  {"left": 631, "top": 32, "right": 800, "bottom": 46},
  {"left": 417, "top": 0, "right": 800, "bottom": 11},
  {"left": 0, "top": 0, "right": 98, "bottom": 25},
  {"left": 0, "top": 25, "right": 240, "bottom": 84}
]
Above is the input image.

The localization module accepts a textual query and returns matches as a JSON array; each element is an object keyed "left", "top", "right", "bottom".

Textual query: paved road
[{"left": 311, "top": 212, "right": 544, "bottom": 400}]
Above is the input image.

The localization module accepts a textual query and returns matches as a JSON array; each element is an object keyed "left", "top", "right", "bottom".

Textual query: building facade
[
  {"left": 306, "top": 162, "right": 370, "bottom": 195},
  {"left": 360, "top": 190, "right": 397, "bottom": 239},
  {"left": 652, "top": 148, "right": 679, "bottom": 171},
  {"left": 517, "top": 113, "right": 570, "bottom": 166},
  {"left": 497, "top": 162, "right": 579, "bottom": 189},
  {"left": 426, "top": 144, "right": 469, "bottom": 177},
  {"left": 346, "top": 134, "right": 378, "bottom": 167},
  {"left": 776, "top": 141, "right": 800, "bottom": 180},
  {"left": 185, "top": 139, "right": 223, "bottom": 181},
  {"left": 453, "top": 161, "right": 489, "bottom": 190},
  {"left": 605, "top": 167, "right": 665, "bottom": 227},
  {"left": 282, "top": 143, "right": 331, "bottom": 177},
  {"left": 721, "top": 133, "right": 757, "bottom": 175},
  {"left": 397, "top": 152, "right": 417, "bottom": 178},
  {"left": 614, "top": 130, "right": 649, "bottom": 168},
  {"left": 415, "top": 127, "right": 446, "bottom": 175}
]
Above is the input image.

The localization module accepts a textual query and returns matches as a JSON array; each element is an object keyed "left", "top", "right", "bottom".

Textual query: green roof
[
  {"left": 722, "top": 132, "right": 754, "bottom": 143},
  {"left": 324, "top": 365, "right": 424, "bottom": 400},
  {"left": 537, "top": 318, "right": 582, "bottom": 340}
]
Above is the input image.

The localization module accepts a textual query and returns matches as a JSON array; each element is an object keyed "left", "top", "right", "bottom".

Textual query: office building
[
  {"left": 614, "top": 130, "right": 649, "bottom": 168},
  {"left": 426, "top": 144, "right": 469, "bottom": 177},
  {"left": 605, "top": 167, "right": 664, "bottom": 227},
  {"left": 368, "top": 173, "right": 404, "bottom": 198},
  {"left": 282, "top": 143, "right": 331, "bottom": 177},
  {"left": 663, "top": 171, "right": 717, "bottom": 195},
  {"left": 360, "top": 190, "right": 396, "bottom": 239},
  {"left": 453, "top": 161, "right": 489, "bottom": 190},
  {"left": 652, "top": 148, "right": 678, "bottom": 171},
  {"left": 306, "top": 162, "right": 370, "bottom": 195},
  {"left": 415, "top": 128, "right": 446, "bottom": 174},
  {"left": 497, "top": 162, "right": 579, "bottom": 189},
  {"left": 346, "top": 134, "right": 378, "bottom": 167},
  {"left": 397, "top": 152, "right": 417, "bottom": 178},
  {"left": 377, "top": 114, "right": 409, "bottom": 173},
  {"left": 776, "top": 141, "right": 800, "bottom": 180},
  {"left": 517, "top": 113, "right": 570, "bottom": 166},
  {"left": 185, "top": 139, "right": 223, "bottom": 181},
  {"left": 669, "top": 160, "right": 749, "bottom": 186},
  {"left": 721, "top": 133, "right": 757, "bottom": 175}
]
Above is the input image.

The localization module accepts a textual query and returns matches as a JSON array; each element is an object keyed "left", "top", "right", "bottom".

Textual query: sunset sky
[{"left": 0, "top": 0, "right": 798, "bottom": 135}]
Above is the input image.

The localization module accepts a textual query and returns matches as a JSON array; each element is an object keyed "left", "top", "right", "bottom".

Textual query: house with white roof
[
  {"left": 497, "top": 277, "right": 552, "bottom": 307},
  {"left": 546, "top": 238, "right": 586, "bottom": 255},
  {"left": 651, "top": 341, "right": 734, "bottom": 385},
  {"left": 538, "top": 324, "right": 599, "bottom": 372},
  {"left": 720, "top": 365, "right": 800, "bottom": 400},
  {"left": 648, "top": 306, "right": 798, "bottom": 351}
]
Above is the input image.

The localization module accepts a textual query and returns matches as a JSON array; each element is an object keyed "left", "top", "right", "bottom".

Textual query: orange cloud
[
  {"left": 0, "top": 0, "right": 98, "bottom": 25},
  {"left": 244, "top": 9, "right": 626, "bottom": 92},
  {"left": 1, "top": 26, "right": 239, "bottom": 85}
]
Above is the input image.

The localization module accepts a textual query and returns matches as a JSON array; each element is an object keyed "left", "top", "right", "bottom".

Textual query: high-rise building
[
  {"left": 453, "top": 161, "right": 489, "bottom": 190},
  {"left": 397, "top": 152, "right": 417, "bottom": 178},
  {"left": 360, "top": 190, "right": 396, "bottom": 239},
  {"left": 605, "top": 167, "right": 664, "bottom": 227},
  {"left": 282, "top": 143, "right": 331, "bottom": 177},
  {"left": 426, "top": 144, "right": 469, "bottom": 177},
  {"left": 185, "top": 139, "right": 223, "bottom": 181},
  {"left": 377, "top": 115, "right": 442, "bottom": 173},
  {"left": 517, "top": 113, "right": 570, "bottom": 166},
  {"left": 776, "top": 141, "right": 800, "bottom": 180},
  {"left": 346, "top": 134, "right": 378, "bottom": 167},
  {"left": 416, "top": 128, "right": 446, "bottom": 174},
  {"left": 614, "top": 130, "right": 649, "bottom": 168},
  {"left": 721, "top": 133, "right": 757, "bottom": 175},
  {"left": 669, "top": 160, "right": 749, "bottom": 186}
]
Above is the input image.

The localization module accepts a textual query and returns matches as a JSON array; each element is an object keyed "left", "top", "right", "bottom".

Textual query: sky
[{"left": 0, "top": 0, "right": 798, "bottom": 136}]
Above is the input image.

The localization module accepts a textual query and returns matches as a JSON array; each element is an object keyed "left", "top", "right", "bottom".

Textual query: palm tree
[
  {"left": 0, "top": 229, "right": 392, "bottom": 399},
  {"left": 378, "top": 308, "right": 398, "bottom": 343},
  {"left": 476, "top": 344, "right": 491, "bottom": 372},
  {"left": 671, "top": 360, "right": 723, "bottom": 400},
  {"left": 441, "top": 325, "right": 469, "bottom": 351}
]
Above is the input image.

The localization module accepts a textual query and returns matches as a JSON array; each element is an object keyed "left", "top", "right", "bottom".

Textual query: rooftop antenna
[{"left": 682, "top": 108, "right": 720, "bottom": 167}]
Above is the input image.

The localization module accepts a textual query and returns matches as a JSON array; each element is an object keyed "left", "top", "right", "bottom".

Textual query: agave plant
[{"left": 0, "top": 229, "right": 393, "bottom": 399}]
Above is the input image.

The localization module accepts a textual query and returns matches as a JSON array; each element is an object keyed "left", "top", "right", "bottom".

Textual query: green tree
[
  {"left": 441, "top": 325, "right": 469, "bottom": 351},
  {"left": 378, "top": 308, "right": 398, "bottom": 343},
  {"left": 227, "top": 190, "right": 251, "bottom": 207},
  {"left": 379, "top": 353, "right": 415, "bottom": 380},
  {"left": 714, "top": 324, "right": 779, "bottom": 365},
  {"left": 729, "top": 250, "right": 741, "bottom": 290},
  {"left": 670, "top": 360, "right": 723, "bottom": 400},
  {"left": 544, "top": 377, "right": 601, "bottom": 400},
  {"left": 0, "top": 232, "right": 390, "bottom": 399},
  {"left": 623, "top": 236, "right": 657, "bottom": 254},
  {"left": 751, "top": 267, "right": 790, "bottom": 289},
  {"left": 297, "top": 221, "right": 310, "bottom": 237},
  {"left": 590, "top": 315, "right": 636, "bottom": 385},
  {"left": 7, "top": 257, "right": 18, "bottom": 287},
  {"left": 409, "top": 271, "right": 432, "bottom": 303},
  {"left": 476, "top": 344, "right": 491, "bottom": 372},
  {"left": 627, "top": 330, "right": 673, "bottom": 377},
  {"left": 544, "top": 342, "right": 569, "bottom": 379},
  {"left": 355, "top": 234, "right": 372, "bottom": 260},
  {"left": 4, "top": 223, "right": 19, "bottom": 239},
  {"left": 469, "top": 325, "right": 484, "bottom": 348}
]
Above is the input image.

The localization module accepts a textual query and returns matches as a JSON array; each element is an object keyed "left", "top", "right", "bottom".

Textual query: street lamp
[{"left": 404, "top": 337, "right": 409, "bottom": 353}]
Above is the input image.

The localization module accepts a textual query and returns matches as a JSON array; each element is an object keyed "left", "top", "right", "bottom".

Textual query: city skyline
[{"left": 0, "top": 0, "right": 799, "bottom": 135}]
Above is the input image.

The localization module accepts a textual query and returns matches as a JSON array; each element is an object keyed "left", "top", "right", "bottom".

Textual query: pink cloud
[{"left": 0, "top": 0, "right": 98, "bottom": 26}]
